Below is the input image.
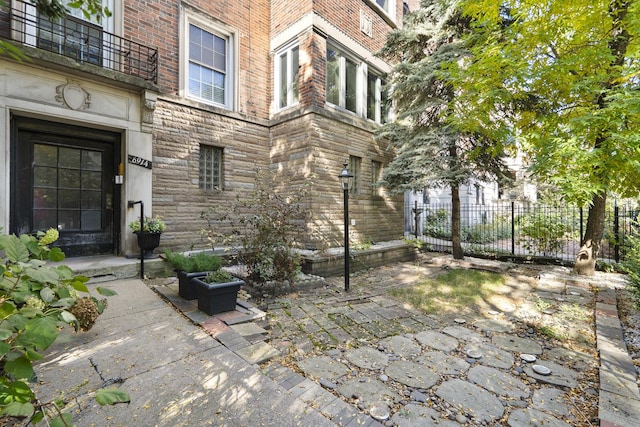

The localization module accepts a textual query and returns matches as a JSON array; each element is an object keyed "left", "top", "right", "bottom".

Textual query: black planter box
[
  {"left": 192, "top": 277, "right": 244, "bottom": 315},
  {"left": 176, "top": 271, "right": 209, "bottom": 300}
]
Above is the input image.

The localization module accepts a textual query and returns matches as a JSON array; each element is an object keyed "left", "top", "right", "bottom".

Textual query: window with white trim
[
  {"left": 374, "top": 0, "right": 393, "bottom": 15},
  {"left": 326, "top": 46, "right": 359, "bottom": 114},
  {"left": 275, "top": 44, "right": 300, "bottom": 110},
  {"left": 367, "top": 73, "right": 390, "bottom": 124},
  {"left": 186, "top": 17, "right": 234, "bottom": 109},
  {"left": 199, "top": 145, "right": 223, "bottom": 191},
  {"left": 327, "top": 45, "right": 389, "bottom": 124}
]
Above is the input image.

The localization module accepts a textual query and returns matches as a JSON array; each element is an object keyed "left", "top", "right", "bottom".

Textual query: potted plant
[
  {"left": 164, "top": 250, "right": 223, "bottom": 300},
  {"left": 129, "top": 215, "right": 166, "bottom": 258},
  {"left": 192, "top": 270, "right": 244, "bottom": 315}
]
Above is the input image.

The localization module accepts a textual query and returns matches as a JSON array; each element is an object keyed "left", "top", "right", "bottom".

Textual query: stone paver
[
  {"left": 344, "top": 347, "right": 389, "bottom": 370},
  {"left": 336, "top": 377, "right": 401, "bottom": 408},
  {"left": 379, "top": 335, "right": 421, "bottom": 357},
  {"left": 507, "top": 408, "right": 571, "bottom": 427},
  {"left": 465, "top": 342, "right": 514, "bottom": 369},
  {"left": 149, "top": 255, "right": 639, "bottom": 426},
  {"left": 385, "top": 360, "right": 439, "bottom": 389},
  {"left": 523, "top": 359, "right": 579, "bottom": 388},
  {"left": 468, "top": 365, "right": 530, "bottom": 399},
  {"left": 492, "top": 334, "right": 543, "bottom": 354},
  {"left": 391, "top": 404, "right": 459, "bottom": 427},
  {"left": 417, "top": 351, "right": 469, "bottom": 375},
  {"left": 297, "top": 356, "right": 350, "bottom": 380},
  {"left": 415, "top": 330, "right": 459, "bottom": 351},
  {"left": 436, "top": 378, "right": 505, "bottom": 423}
]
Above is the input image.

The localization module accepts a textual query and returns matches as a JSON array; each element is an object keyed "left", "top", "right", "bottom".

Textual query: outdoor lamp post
[{"left": 338, "top": 161, "right": 354, "bottom": 291}]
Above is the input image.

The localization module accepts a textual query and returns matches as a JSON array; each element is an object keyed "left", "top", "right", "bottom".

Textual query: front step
[{"left": 53, "top": 255, "right": 171, "bottom": 282}]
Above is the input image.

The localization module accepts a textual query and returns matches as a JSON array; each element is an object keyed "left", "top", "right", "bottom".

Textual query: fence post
[
  {"left": 614, "top": 200, "right": 620, "bottom": 263},
  {"left": 511, "top": 200, "right": 515, "bottom": 255},
  {"left": 414, "top": 200, "right": 419, "bottom": 238}
]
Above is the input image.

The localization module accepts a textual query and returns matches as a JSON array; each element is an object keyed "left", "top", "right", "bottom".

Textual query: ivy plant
[{"left": 0, "top": 228, "right": 129, "bottom": 425}]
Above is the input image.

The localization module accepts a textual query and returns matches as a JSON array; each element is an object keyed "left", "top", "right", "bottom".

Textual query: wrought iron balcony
[{"left": 1, "top": 0, "right": 158, "bottom": 84}]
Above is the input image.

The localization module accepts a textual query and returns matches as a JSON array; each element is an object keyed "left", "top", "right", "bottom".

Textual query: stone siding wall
[
  {"left": 152, "top": 98, "right": 270, "bottom": 250},
  {"left": 271, "top": 111, "right": 403, "bottom": 249}
]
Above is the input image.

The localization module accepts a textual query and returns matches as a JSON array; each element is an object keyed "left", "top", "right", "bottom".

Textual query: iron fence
[
  {"left": 1, "top": 0, "right": 158, "bottom": 83},
  {"left": 405, "top": 201, "right": 640, "bottom": 265}
]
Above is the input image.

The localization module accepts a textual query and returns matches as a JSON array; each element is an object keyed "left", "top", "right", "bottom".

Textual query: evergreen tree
[{"left": 377, "top": 0, "right": 510, "bottom": 259}]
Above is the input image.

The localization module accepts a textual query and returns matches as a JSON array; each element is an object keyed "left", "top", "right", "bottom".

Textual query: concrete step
[{"left": 52, "top": 255, "right": 171, "bottom": 282}]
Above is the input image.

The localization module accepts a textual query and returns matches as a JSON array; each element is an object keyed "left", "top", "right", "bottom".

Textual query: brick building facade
[{"left": 0, "top": 0, "right": 420, "bottom": 257}]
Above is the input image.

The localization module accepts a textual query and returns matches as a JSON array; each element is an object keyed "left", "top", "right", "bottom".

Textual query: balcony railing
[{"left": 1, "top": 0, "right": 158, "bottom": 83}]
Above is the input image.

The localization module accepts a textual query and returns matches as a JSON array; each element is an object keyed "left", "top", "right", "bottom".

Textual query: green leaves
[
  {"left": 96, "top": 388, "right": 131, "bottom": 405},
  {"left": 0, "top": 228, "right": 127, "bottom": 423}
]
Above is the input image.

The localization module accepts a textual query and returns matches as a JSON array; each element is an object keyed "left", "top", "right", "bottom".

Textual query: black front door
[{"left": 11, "top": 117, "right": 121, "bottom": 256}]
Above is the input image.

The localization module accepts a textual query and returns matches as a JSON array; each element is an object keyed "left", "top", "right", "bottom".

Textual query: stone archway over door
[{"left": 11, "top": 117, "right": 121, "bottom": 256}]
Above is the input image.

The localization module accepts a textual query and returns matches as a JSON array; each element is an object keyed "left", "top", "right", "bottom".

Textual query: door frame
[{"left": 10, "top": 116, "right": 122, "bottom": 256}]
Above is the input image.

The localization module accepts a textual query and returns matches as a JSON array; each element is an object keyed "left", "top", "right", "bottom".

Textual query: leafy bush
[
  {"left": 621, "top": 220, "right": 640, "bottom": 294},
  {"left": 422, "top": 208, "right": 450, "bottom": 238},
  {"left": 202, "top": 169, "right": 311, "bottom": 285},
  {"left": 518, "top": 211, "right": 572, "bottom": 255},
  {"left": 462, "top": 215, "right": 512, "bottom": 244},
  {"left": 164, "top": 250, "right": 222, "bottom": 273},
  {"left": 0, "top": 229, "right": 127, "bottom": 425},
  {"left": 203, "top": 270, "right": 234, "bottom": 284}
]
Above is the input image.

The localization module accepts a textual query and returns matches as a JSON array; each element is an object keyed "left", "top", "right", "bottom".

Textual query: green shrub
[
  {"left": 462, "top": 216, "right": 512, "bottom": 244},
  {"left": 203, "top": 270, "right": 234, "bottom": 283},
  {"left": 164, "top": 250, "right": 222, "bottom": 272},
  {"left": 0, "top": 229, "right": 127, "bottom": 425},
  {"left": 518, "top": 211, "right": 572, "bottom": 255},
  {"left": 422, "top": 208, "right": 450, "bottom": 238},
  {"left": 202, "top": 169, "right": 311, "bottom": 285}
]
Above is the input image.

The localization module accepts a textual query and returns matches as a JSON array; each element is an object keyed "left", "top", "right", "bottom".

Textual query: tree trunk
[
  {"left": 451, "top": 185, "right": 463, "bottom": 259},
  {"left": 574, "top": 193, "right": 606, "bottom": 276},
  {"left": 574, "top": 2, "right": 628, "bottom": 276}
]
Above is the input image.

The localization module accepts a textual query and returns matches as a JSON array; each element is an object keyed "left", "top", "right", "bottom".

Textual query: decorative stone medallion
[{"left": 56, "top": 81, "right": 91, "bottom": 110}]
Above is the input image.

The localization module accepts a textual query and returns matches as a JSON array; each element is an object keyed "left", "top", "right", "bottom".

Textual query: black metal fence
[
  {"left": 1, "top": 0, "right": 158, "bottom": 83},
  {"left": 405, "top": 201, "right": 640, "bottom": 265}
]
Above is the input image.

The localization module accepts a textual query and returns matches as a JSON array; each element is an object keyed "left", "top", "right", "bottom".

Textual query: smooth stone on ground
[
  {"left": 384, "top": 360, "right": 439, "bottom": 389},
  {"left": 391, "top": 403, "right": 460, "bottom": 427},
  {"left": 468, "top": 365, "right": 530, "bottom": 399},
  {"left": 524, "top": 360, "right": 579, "bottom": 388},
  {"left": 380, "top": 335, "right": 421, "bottom": 357},
  {"left": 531, "top": 387, "right": 572, "bottom": 417},
  {"left": 336, "top": 377, "right": 400, "bottom": 408},
  {"left": 492, "top": 334, "right": 543, "bottom": 355},
  {"left": 414, "top": 330, "right": 459, "bottom": 352},
  {"left": 507, "top": 408, "right": 572, "bottom": 427},
  {"left": 436, "top": 378, "right": 505, "bottom": 423},
  {"left": 297, "top": 356, "right": 350, "bottom": 380},
  {"left": 417, "top": 351, "right": 469, "bottom": 375},
  {"left": 344, "top": 347, "right": 389, "bottom": 370}
]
